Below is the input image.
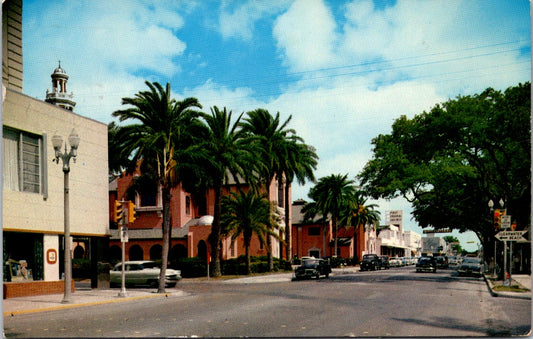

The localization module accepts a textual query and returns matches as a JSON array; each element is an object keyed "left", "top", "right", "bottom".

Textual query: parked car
[
  {"left": 448, "top": 256, "right": 459, "bottom": 268},
  {"left": 360, "top": 254, "right": 382, "bottom": 271},
  {"left": 436, "top": 256, "right": 449, "bottom": 269},
  {"left": 457, "top": 257, "right": 484, "bottom": 277},
  {"left": 110, "top": 261, "right": 181, "bottom": 288},
  {"left": 416, "top": 256, "right": 437, "bottom": 273},
  {"left": 294, "top": 258, "right": 331, "bottom": 280},
  {"left": 389, "top": 257, "right": 401, "bottom": 267},
  {"left": 380, "top": 255, "right": 390, "bottom": 269}
]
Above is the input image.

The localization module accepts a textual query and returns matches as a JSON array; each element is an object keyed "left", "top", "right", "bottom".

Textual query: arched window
[
  {"left": 129, "top": 245, "right": 143, "bottom": 261},
  {"left": 197, "top": 240, "right": 207, "bottom": 258},
  {"left": 150, "top": 244, "right": 162, "bottom": 260}
]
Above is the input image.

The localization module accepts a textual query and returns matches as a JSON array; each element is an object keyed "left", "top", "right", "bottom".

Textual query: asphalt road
[{"left": 4, "top": 266, "right": 531, "bottom": 337}]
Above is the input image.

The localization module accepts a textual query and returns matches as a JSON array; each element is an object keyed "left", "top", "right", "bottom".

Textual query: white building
[{"left": 2, "top": 0, "right": 109, "bottom": 297}]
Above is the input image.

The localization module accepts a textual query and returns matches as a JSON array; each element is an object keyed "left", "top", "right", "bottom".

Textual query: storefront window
[{"left": 3, "top": 232, "right": 44, "bottom": 281}]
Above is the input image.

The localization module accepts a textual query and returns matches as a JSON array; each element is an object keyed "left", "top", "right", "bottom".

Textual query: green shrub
[{"left": 171, "top": 257, "right": 207, "bottom": 278}]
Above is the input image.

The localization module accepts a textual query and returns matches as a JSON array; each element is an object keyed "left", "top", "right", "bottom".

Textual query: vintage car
[
  {"left": 360, "top": 254, "right": 382, "bottom": 271},
  {"left": 294, "top": 258, "right": 331, "bottom": 280},
  {"left": 110, "top": 260, "right": 181, "bottom": 288},
  {"left": 416, "top": 256, "right": 437, "bottom": 273},
  {"left": 380, "top": 255, "right": 390, "bottom": 269},
  {"left": 457, "top": 257, "right": 484, "bottom": 277},
  {"left": 436, "top": 256, "right": 449, "bottom": 269}
]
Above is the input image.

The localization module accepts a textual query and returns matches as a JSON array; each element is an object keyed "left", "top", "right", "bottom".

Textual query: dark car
[
  {"left": 457, "top": 257, "right": 484, "bottom": 277},
  {"left": 294, "top": 258, "right": 331, "bottom": 280},
  {"left": 380, "top": 255, "right": 390, "bottom": 269},
  {"left": 436, "top": 256, "right": 449, "bottom": 269},
  {"left": 360, "top": 254, "right": 381, "bottom": 271},
  {"left": 416, "top": 256, "right": 437, "bottom": 273}
]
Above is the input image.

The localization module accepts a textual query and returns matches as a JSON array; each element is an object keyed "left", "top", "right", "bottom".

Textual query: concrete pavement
[{"left": 3, "top": 269, "right": 530, "bottom": 316}]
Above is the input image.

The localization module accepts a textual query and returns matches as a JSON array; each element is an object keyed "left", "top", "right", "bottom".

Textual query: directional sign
[{"left": 495, "top": 230, "right": 527, "bottom": 241}]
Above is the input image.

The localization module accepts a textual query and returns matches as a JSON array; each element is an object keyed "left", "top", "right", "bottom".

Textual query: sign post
[
  {"left": 118, "top": 201, "right": 128, "bottom": 297},
  {"left": 495, "top": 227, "right": 526, "bottom": 286}
]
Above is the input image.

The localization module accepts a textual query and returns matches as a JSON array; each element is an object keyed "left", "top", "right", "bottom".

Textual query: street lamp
[{"left": 52, "top": 129, "right": 80, "bottom": 304}]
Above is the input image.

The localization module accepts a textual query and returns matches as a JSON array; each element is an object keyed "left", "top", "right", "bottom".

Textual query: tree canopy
[{"left": 359, "top": 83, "right": 531, "bottom": 257}]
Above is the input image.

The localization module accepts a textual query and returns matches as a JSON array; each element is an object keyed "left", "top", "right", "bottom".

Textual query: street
[{"left": 4, "top": 266, "right": 531, "bottom": 337}]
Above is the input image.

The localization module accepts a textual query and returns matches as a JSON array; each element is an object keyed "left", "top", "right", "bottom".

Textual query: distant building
[{"left": 421, "top": 235, "right": 447, "bottom": 255}]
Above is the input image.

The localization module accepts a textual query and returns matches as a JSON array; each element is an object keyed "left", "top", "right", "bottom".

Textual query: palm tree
[
  {"left": 239, "top": 108, "right": 298, "bottom": 270},
  {"left": 308, "top": 174, "right": 356, "bottom": 257},
  {"left": 221, "top": 190, "right": 280, "bottom": 275},
  {"left": 111, "top": 81, "right": 203, "bottom": 293},
  {"left": 339, "top": 190, "right": 381, "bottom": 259},
  {"left": 199, "top": 106, "right": 260, "bottom": 277},
  {"left": 339, "top": 191, "right": 381, "bottom": 230},
  {"left": 278, "top": 141, "right": 318, "bottom": 260}
]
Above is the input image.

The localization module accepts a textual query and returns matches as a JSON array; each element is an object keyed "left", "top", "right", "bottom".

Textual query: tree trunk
[
  {"left": 210, "top": 184, "right": 223, "bottom": 277},
  {"left": 245, "top": 244, "right": 251, "bottom": 275},
  {"left": 158, "top": 186, "right": 171, "bottom": 293},
  {"left": 333, "top": 217, "right": 338, "bottom": 257},
  {"left": 285, "top": 181, "right": 292, "bottom": 261}
]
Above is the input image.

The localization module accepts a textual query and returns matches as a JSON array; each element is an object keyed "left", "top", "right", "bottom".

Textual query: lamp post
[
  {"left": 52, "top": 129, "right": 80, "bottom": 304},
  {"left": 488, "top": 199, "right": 496, "bottom": 277}
]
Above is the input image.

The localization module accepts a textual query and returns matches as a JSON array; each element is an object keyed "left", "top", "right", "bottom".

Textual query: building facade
[
  {"left": 2, "top": 0, "right": 109, "bottom": 298},
  {"left": 108, "top": 169, "right": 289, "bottom": 265}
]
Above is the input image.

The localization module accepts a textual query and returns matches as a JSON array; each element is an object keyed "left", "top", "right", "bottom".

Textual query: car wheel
[
  {"left": 325, "top": 273, "right": 329, "bottom": 278},
  {"left": 148, "top": 280, "right": 158, "bottom": 288}
]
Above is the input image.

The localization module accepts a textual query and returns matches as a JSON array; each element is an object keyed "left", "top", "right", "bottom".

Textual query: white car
[
  {"left": 110, "top": 261, "right": 181, "bottom": 288},
  {"left": 389, "top": 257, "right": 401, "bottom": 267}
]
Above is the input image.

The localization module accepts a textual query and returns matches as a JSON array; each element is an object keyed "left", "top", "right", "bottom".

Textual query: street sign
[
  {"left": 501, "top": 215, "right": 511, "bottom": 229},
  {"left": 495, "top": 230, "right": 527, "bottom": 241},
  {"left": 120, "top": 227, "right": 129, "bottom": 243}
]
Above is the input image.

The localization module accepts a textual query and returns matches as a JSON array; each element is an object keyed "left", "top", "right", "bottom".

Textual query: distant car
[
  {"left": 360, "top": 254, "right": 381, "bottom": 271},
  {"left": 457, "top": 257, "right": 484, "bottom": 277},
  {"left": 436, "top": 256, "right": 449, "bottom": 269},
  {"left": 294, "top": 258, "right": 331, "bottom": 280},
  {"left": 389, "top": 257, "right": 401, "bottom": 267},
  {"left": 416, "top": 256, "right": 437, "bottom": 273},
  {"left": 448, "top": 256, "right": 459, "bottom": 268},
  {"left": 110, "top": 261, "right": 181, "bottom": 288},
  {"left": 380, "top": 256, "right": 390, "bottom": 269}
]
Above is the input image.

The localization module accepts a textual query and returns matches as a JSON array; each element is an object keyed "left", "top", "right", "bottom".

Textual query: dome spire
[{"left": 45, "top": 61, "right": 76, "bottom": 111}]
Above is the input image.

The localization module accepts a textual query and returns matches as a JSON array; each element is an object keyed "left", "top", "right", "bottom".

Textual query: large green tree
[
  {"left": 240, "top": 108, "right": 298, "bottom": 270},
  {"left": 221, "top": 190, "right": 280, "bottom": 275},
  {"left": 359, "top": 83, "right": 531, "bottom": 261},
  {"left": 307, "top": 174, "right": 357, "bottom": 257},
  {"left": 199, "top": 106, "right": 260, "bottom": 277},
  {"left": 111, "top": 81, "right": 203, "bottom": 293},
  {"left": 279, "top": 142, "right": 318, "bottom": 260}
]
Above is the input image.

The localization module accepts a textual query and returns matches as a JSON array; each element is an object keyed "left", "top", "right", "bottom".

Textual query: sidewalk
[
  {"left": 3, "top": 287, "right": 188, "bottom": 316},
  {"left": 484, "top": 274, "right": 531, "bottom": 300}
]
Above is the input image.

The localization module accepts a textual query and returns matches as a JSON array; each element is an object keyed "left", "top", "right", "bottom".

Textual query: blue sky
[{"left": 23, "top": 0, "right": 530, "bottom": 251}]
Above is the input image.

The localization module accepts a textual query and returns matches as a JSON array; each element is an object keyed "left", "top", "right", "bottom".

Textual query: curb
[
  {"left": 4, "top": 290, "right": 188, "bottom": 316},
  {"left": 483, "top": 274, "right": 531, "bottom": 300}
]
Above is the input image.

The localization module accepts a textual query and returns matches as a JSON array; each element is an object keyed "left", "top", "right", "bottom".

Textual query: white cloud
[
  {"left": 218, "top": 1, "right": 289, "bottom": 41},
  {"left": 273, "top": 0, "right": 339, "bottom": 72}
]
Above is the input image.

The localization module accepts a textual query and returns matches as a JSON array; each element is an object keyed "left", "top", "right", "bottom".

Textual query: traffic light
[
  {"left": 113, "top": 200, "right": 123, "bottom": 223},
  {"left": 493, "top": 209, "right": 506, "bottom": 230},
  {"left": 127, "top": 201, "right": 136, "bottom": 224}
]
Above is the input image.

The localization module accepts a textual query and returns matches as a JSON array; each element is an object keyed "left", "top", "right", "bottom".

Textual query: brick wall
[{"left": 3, "top": 280, "right": 75, "bottom": 299}]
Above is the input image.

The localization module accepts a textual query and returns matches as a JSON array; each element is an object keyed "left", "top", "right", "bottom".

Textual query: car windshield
[
  {"left": 141, "top": 262, "right": 159, "bottom": 269},
  {"left": 363, "top": 255, "right": 375, "bottom": 260},
  {"left": 419, "top": 257, "right": 432, "bottom": 263},
  {"left": 302, "top": 259, "right": 318, "bottom": 267}
]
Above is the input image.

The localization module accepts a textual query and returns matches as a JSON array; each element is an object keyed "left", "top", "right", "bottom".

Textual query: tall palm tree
[
  {"left": 240, "top": 108, "right": 297, "bottom": 270},
  {"left": 221, "top": 190, "right": 280, "bottom": 275},
  {"left": 339, "top": 191, "right": 381, "bottom": 259},
  {"left": 339, "top": 191, "right": 381, "bottom": 231},
  {"left": 308, "top": 174, "right": 356, "bottom": 257},
  {"left": 278, "top": 141, "right": 318, "bottom": 260},
  {"left": 111, "top": 81, "right": 203, "bottom": 293},
  {"left": 199, "top": 106, "right": 260, "bottom": 277}
]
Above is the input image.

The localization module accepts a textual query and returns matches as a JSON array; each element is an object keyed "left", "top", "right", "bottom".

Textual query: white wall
[{"left": 3, "top": 89, "right": 109, "bottom": 237}]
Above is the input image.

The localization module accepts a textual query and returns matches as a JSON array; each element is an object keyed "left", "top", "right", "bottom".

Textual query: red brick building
[
  {"left": 109, "top": 167, "right": 289, "bottom": 264},
  {"left": 291, "top": 199, "right": 367, "bottom": 261}
]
